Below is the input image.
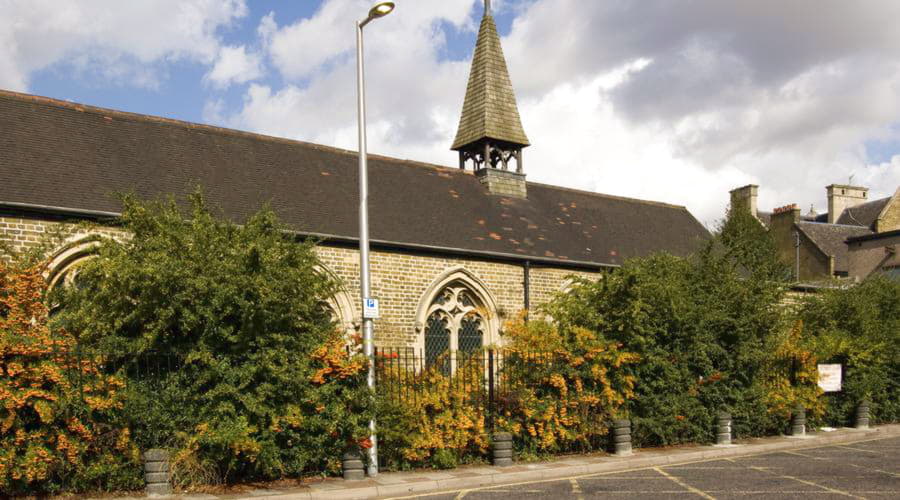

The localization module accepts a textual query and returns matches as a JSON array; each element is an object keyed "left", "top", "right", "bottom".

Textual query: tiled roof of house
[
  {"left": 0, "top": 90, "right": 710, "bottom": 268},
  {"left": 451, "top": 9, "right": 529, "bottom": 150},
  {"left": 836, "top": 197, "right": 891, "bottom": 228},
  {"left": 795, "top": 221, "right": 873, "bottom": 273}
]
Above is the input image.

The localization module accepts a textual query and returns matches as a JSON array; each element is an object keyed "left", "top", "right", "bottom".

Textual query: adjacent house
[{"left": 730, "top": 184, "right": 900, "bottom": 282}]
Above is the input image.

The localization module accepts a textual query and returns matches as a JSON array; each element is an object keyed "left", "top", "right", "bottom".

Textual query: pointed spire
[{"left": 452, "top": 0, "right": 529, "bottom": 172}]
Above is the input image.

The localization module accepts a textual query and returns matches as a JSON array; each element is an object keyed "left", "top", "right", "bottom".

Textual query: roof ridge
[
  {"left": 796, "top": 220, "right": 874, "bottom": 230},
  {"left": 527, "top": 180, "right": 688, "bottom": 210},
  {"left": 845, "top": 196, "right": 891, "bottom": 208},
  {"left": 0, "top": 88, "right": 479, "bottom": 176}
]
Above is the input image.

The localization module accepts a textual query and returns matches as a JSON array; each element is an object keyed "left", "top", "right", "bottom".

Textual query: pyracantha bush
[{"left": 0, "top": 257, "right": 141, "bottom": 495}]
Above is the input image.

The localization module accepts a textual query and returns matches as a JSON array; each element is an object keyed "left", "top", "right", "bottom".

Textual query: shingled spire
[{"left": 452, "top": 0, "right": 529, "bottom": 176}]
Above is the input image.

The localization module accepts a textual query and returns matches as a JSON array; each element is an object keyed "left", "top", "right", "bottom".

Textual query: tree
[
  {"left": 544, "top": 209, "right": 793, "bottom": 445},
  {"left": 716, "top": 205, "right": 789, "bottom": 283},
  {"left": 52, "top": 192, "right": 371, "bottom": 483}
]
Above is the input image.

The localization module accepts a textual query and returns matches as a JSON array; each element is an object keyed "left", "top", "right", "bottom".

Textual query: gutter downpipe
[{"left": 523, "top": 260, "right": 531, "bottom": 322}]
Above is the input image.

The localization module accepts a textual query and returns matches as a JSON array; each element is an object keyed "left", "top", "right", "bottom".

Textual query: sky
[{"left": 3, "top": 0, "right": 900, "bottom": 227}]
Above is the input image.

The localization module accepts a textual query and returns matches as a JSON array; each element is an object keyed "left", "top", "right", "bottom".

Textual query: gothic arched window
[
  {"left": 45, "top": 236, "right": 104, "bottom": 315},
  {"left": 424, "top": 280, "right": 488, "bottom": 371}
]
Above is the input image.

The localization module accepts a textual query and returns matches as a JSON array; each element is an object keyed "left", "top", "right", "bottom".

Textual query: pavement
[{"left": 142, "top": 424, "right": 900, "bottom": 500}]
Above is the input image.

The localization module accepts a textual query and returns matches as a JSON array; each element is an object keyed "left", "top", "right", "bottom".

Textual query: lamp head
[{"left": 368, "top": 2, "right": 395, "bottom": 19}]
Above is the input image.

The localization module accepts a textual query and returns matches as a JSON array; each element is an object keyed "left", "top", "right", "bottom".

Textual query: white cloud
[
  {"left": 223, "top": 0, "right": 900, "bottom": 225},
  {"left": 0, "top": 0, "right": 247, "bottom": 90},
  {"left": 204, "top": 45, "right": 264, "bottom": 89},
  {"left": 265, "top": 0, "right": 475, "bottom": 81}
]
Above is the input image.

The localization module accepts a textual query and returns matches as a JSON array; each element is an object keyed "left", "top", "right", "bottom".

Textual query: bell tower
[{"left": 452, "top": 0, "right": 530, "bottom": 197}]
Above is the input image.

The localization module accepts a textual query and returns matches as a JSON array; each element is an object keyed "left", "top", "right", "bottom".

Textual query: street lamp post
[{"left": 357, "top": 1, "right": 394, "bottom": 478}]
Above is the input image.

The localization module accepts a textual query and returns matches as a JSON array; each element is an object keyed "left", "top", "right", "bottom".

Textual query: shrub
[
  {"left": 376, "top": 356, "right": 489, "bottom": 470},
  {"left": 544, "top": 206, "right": 792, "bottom": 445},
  {"left": 757, "top": 320, "right": 823, "bottom": 426},
  {"left": 497, "top": 317, "right": 638, "bottom": 455},
  {"left": 51, "top": 192, "right": 372, "bottom": 484},
  {"left": 799, "top": 276, "right": 900, "bottom": 425},
  {"left": 0, "top": 255, "right": 141, "bottom": 495}
]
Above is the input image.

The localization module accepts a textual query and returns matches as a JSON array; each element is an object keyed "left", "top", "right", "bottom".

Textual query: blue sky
[
  {"left": 27, "top": 0, "right": 517, "bottom": 126},
  {"left": 3, "top": 0, "right": 899, "bottom": 224}
]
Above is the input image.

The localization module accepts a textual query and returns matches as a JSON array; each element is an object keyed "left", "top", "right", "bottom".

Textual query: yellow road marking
[
  {"left": 836, "top": 445, "right": 883, "bottom": 455},
  {"left": 747, "top": 465, "right": 863, "bottom": 499},
  {"left": 569, "top": 478, "right": 585, "bottom": 500},
  {"left": 653, "top": 467, "right": 716, "bottom": 499},
  {"left": 784, "top": 450, "right": 826, "bottom": 460},
  {"left": 785, "top": 447, "right": 899, "bottom": 478}
]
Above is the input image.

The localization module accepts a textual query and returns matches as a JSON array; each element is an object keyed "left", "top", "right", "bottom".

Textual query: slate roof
[
  {"left": 836, "top": 197, "right": 890, "bottom": 228},
  {"left": 846, "top": 228, "right": 900, "bottom": 244},
  {"left": 0, "top": 90, "right": 710, "bottom": 268},
  {"left": 451, "top": 9, "right": 529, "bottom": 150},
  {"left": 795, "top": 221, "right": 873, "bottom": 273}
]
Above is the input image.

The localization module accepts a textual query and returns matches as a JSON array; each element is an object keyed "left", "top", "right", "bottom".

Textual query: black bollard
[
  {"left": 855, "top": 400, "right": 870, "bottom": 430},
  {"left": 613, "top": 419, "right": 632, "bottom": 456},
  {"left": 492, "top": 432, "right": 513, "bottom": 466},
  {"left": 143, "top": 449, "right": 172, "bottom": 496},
  {"left": 791, "top": 406, "right": 806, "bottom": 437},
  {"left": 716, "top": 412, "right": 732, "bottom": 446},
  {"left": 342, "top": 449, "right": 366, "bottom": 480}
]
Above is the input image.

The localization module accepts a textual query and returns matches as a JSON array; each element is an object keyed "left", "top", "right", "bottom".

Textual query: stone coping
[{"left": 141, "top": 424, "right": 900, "bottom": 500}]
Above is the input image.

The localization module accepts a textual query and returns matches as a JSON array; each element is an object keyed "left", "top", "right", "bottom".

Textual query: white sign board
[
  {"left": 363, "top": 298, "right": 380, "bottom": 319},
  {"left": 817, "top": 364, "right": 842, "bottom": 392}
]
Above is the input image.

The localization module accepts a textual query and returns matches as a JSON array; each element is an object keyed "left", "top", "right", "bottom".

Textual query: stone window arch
[
  {"left": 323, "top": 288, "right": 358, "bottom": 341},
  {"left": 45, "top": 235, "right": 105, "bottom": 291},
  {"left": 314, "top": 265, "right": 359, "bottom": 343},
  {"left": 415, "top": 267, "right": 500, "bottom": 371}
]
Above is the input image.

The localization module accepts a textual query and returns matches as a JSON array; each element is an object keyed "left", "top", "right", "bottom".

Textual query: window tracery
[{"left": 424, "top": 280, "right": 488, "bottom": 371}]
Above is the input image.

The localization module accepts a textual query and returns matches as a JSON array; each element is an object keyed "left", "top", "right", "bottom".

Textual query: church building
[{"left": 1, "top": 3, "right": 709, "bottom": 356}]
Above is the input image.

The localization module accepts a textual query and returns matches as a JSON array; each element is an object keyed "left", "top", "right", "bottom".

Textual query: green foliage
[
  {"left": 799, "top": 276, "right": 900, "bottom": 425},
  {"left": 430, "top": 449, "right": 458, "bottom": 470},
  {"left": 546, "top": 207, "right": 792, "bottom": 446},
  {"left": 717, "top": 205, "right": 789, "bottom": 282},
  {"left": 52, "top": 192, "right": 372, "bottom": 483},
  {"left": 544, "top": 205, "right": 899, "bottom": 445}
]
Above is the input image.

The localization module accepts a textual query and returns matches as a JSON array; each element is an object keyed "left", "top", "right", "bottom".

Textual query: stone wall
[
  {"left": 314, "top": 246, "right": 598, "bottom": 347},
  {"left": 1, "top": 213, "right": 601, "bottom": 348},
  {"left": 876, "top": 191, "right": 900, "bottom": 233},
  {"left": 1, "top": 215, "right": 53, "bottom": 253}
]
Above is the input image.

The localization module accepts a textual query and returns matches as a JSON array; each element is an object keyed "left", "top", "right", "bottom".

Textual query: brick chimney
[
  {"left": 771, "top": 204, "right": 801, "bottom": 228},
  {"left": 729, "top": 184, "right": 758, "bottom": 218},
  {"left": 827, "top": 184, "right": 868, "bottom": 224}
]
